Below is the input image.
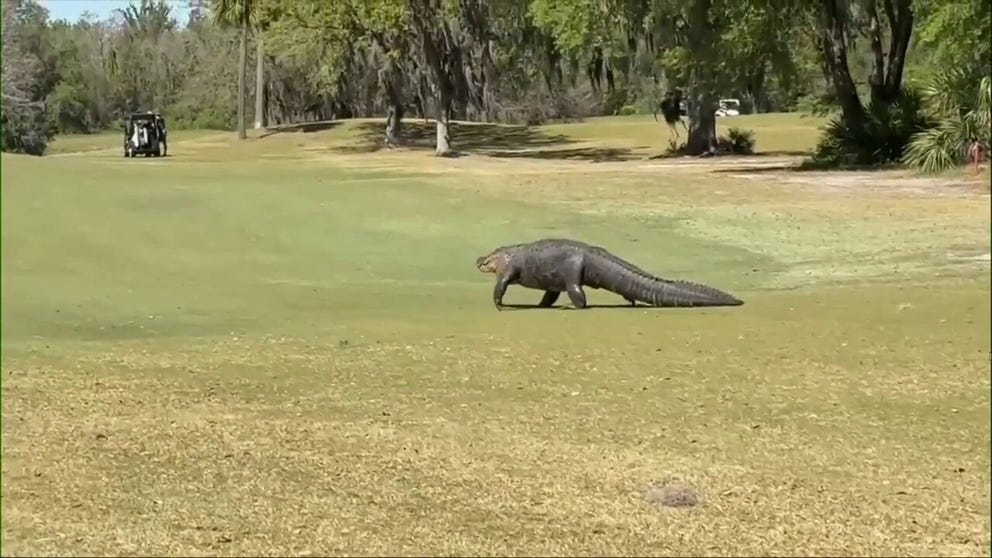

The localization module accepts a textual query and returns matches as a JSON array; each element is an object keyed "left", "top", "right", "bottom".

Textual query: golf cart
[
  {"left": 715, "top": 98, "right": 741, "bottom": 117},
  {"left": 123, "top": 111, "right": 168, "bottom": 157}
]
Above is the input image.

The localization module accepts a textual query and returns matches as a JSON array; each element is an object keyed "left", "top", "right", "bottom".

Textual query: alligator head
[{"left": 475, "top": 246, "right": 516, "bottom": 274}]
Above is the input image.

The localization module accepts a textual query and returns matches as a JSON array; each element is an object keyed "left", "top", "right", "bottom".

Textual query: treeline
[{"left": 1, "top": 0, "right": 988, "bottom": 170}]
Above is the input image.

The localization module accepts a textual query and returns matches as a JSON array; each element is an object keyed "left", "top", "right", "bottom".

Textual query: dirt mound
[{"left": 644, "top": 479, "right": 700, "bottom": 509}]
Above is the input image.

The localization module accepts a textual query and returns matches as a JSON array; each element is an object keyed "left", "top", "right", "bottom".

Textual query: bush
[
  {"left": 810, "top": 87, "right": 935, "bottom": 167},
  {"left": 903, "top": 72, "right": 991, "bottom": 173},
  {"left": 718, "top": 127, "right": 756, "bottom": 154},
  {"left": 1, "top": 102, "right": 54, "bottom": 156},
  {"left": 602, "top": 89, "right": 629, "bottom": 117},
  {"left": 662, "top": 127, "right": 757, "bottom": 157},
  {"left": 616, "top": 104, "right": 638, "bottom": 116},
  {"left": 488, "top": 85, "right": 597, "bottom": 126}
]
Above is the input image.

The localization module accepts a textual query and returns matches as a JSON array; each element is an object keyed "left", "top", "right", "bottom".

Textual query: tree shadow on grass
[
  {"left": 258, "top": 121, "right": 342, "bottom": 139},
  {"left": 647, "top": 149, "right": 811, "bottom": 161},
  {"left": 710, "top": 159, "right": 907, "bottom": 174},
  {"left": 488, "top": 147, "right": 637, "bottom": 162},
  {"left": 333, "top": 120, "right": 637, "bottom": 162}
]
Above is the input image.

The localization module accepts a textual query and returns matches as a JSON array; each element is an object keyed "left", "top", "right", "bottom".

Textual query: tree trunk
[
  {"left": 254, "top": 33, "right": 266, "bottom": 129},
  {"left": 818, "top": 0, "right": 867, "bottom": 133},
  {"left": 685, "top": 89, "right": 717, "bottom": 156},
  {"left": 626, "top": 33, "right": 638, "bottom": 98},
  {"left": 683, "top": 0, "right": 719, "bottom": 156},
  {"left": 881, "top": 0, "right": 914, "bottom": 100},
  {"left": 414, "top": 93, "right": 427, "bottom": 123},
  {"left": 747, "top": 64, "right": 766, "bottom": 114},
  {"left": 865, "top": 0, "right": 887, "bottom": 104},
  {"left": 236, "top": 22, "right": 248, "bottom": 140},
  {"left": 385, "top": 102, "right": 404, "bottom": 147},
  {"left": 434, "top": 99, "right": 452, "bottom": 157}
]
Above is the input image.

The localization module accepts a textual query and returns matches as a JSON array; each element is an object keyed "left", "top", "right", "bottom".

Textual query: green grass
[
  {"left": 2, "top": 114, "right": 990, "bottom": 556},
  {"left": 44, "top": 129, "right": 223, "bottom": 155}
]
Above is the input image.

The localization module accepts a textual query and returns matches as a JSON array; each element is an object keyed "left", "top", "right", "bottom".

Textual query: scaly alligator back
[
  {"left": 583, "top": 252, "right": 743, "bottom": 307},
  {"left": 547, "top": 238, "right": 660, "bottom": 280}
]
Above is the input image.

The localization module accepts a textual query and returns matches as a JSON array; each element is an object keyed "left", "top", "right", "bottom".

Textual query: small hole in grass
[{"left": 645, "top": 479, "right": 700, "bottom": 509}]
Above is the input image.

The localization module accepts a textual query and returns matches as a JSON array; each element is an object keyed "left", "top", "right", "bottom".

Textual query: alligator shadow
[{"left": 498, "top": 303, "right": 704, "bottom": 311}]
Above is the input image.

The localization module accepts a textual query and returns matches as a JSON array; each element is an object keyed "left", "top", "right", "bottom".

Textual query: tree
[
  {"left": 1, "top": 0, "right": 55, "bottom": 155},
  {"left": 814, "top": 0, "right": 915, "bottom": 133},
  {"left": 110, "top": 0, "right": 182, "bottom": 116},
  {"left": 263, "top": 1, "right": 411, "bottom": 142},
  {"left": 531, "top": 0, "right": 808, "bottom": 155},
  {"left": 405, "top": 0, "right": 487, "bottom": 156},
  {"left": 912, "top": 0, "right": 990, "bottom": 80},
  {"left": 253, "top": 0, "right": 287, "bottom": 129},
  {"left": 352, "top": 0, "right": 413, "bottom": 146},
  {"left": 670, "top": 0, "right": 723, "bottom": 154},
  {"left": 254, "top": 26, "right": 266, "bottom": 129},
  {"left": 212, "top": 0, "right": 258, "bottom": 139}
]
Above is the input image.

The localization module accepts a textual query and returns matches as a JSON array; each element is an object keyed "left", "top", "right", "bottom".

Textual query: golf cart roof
[{"left": 128, "top": 112, "right": 162, "bottom": 120}]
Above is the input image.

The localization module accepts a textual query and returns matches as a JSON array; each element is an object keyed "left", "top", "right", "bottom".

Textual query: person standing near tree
[
  {"left": 654, "top": 90, "right": 687, "bottom": 140},
  {"left": 968, "top": 137, "right": 985, "bottom": 173}
]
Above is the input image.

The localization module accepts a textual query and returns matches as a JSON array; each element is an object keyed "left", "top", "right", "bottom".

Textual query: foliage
[
  {"left": 0, "top": 0, "right": 986, "bottom": 164},
  {"left": 810, "top": 88, "right": 934, "bottom": 167},
  {"left": 718, "top": 127, "right": 756, "bottom": 154},
  {"left": 1, "top": 0, "right": 55, "bottom": 154},
  {"left": 262, "top": 2, "right": 355, "bottom": 96},
  {"left": 1, "top": 98, "right": 53, "bottom": 155},
  {"left": 913, "top": 0, "right": 991, "bottom": 79},
  {"left": 903, "top": 71, "right": 992, "bottom": 173},
  {"left": 526, "top": 0, "right": 615, "bottom": 57}
]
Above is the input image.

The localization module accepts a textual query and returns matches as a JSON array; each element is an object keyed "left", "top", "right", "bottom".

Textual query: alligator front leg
[
  {"left": 538, "top": 290, "right": 561, "bottom": 308},
  {"left": 493, "top": 274, "right": 512, "bottom": 311}
]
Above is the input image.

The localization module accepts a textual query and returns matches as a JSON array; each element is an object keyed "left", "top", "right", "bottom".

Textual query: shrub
[
  {"left": 1, "top": 101, "right": 54, "bottom": 156},
  {"left": 719, "top": 127, "right": 756, "bottom": 154},
  {"left": 903, "top": 71, "right": 991, "bottom": 173},
  {"left": 810, "top": 87, "right": 935, "bottom": 167},
  {"left": 602, "top": 89, "right": 629, "bottom": 117}
]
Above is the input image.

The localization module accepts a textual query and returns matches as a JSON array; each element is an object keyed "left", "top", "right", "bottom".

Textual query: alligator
[{"left": 475, "top": 238, "right": 744, "bottom": 310}]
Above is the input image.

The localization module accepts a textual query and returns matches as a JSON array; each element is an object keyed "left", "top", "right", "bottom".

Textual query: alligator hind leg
[
  {"left": 565, "top": 283, "right": 587, "bottom": 309},
  {"left": 538, "top": 290, "right": 561, "bottom": 307}
]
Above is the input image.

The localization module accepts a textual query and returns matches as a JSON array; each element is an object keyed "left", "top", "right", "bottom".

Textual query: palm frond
[
  {"left": 903, "top": 126, "right": 963, "bottom": 173},
  {"left": 904, "top": 69, "right": 992, "bottom": 173}
]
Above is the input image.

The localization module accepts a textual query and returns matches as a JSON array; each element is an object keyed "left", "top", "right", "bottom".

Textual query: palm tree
[
  {"left": 903, "top": 69, "right": 992, "bottom": 173},
  {"left": 212, "top": 0, "right": 257, "bottom": 139}
]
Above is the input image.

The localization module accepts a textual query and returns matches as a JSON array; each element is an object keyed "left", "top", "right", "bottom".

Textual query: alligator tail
[{"left": 584, "top": 254, "right": 743, "bottom": 307}]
